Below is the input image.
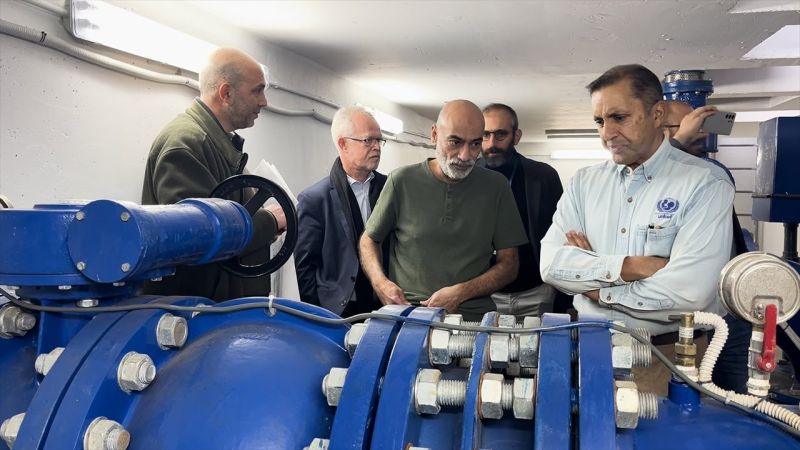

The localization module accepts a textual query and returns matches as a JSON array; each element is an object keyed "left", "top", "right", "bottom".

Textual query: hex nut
[
  {"left": 117, "top": 352, "right": 156, "bottom": 393},
  {"left": 322, "top": 367, "right": 348, "bottom": 407},
  {"left": 0, "top": 413, "right": 24, "bottom": 448},
  {"left": 0, "top": 305, "right": 36, "bottom": 338},
  {"left": 443, "top": 314, "right": 463, "bottom": 333},
  {"left": 610, "top": 332, "right": 634, "bottom": 347},
  {"left": 429, "top": 327, "right": 453, "bottom": 366},
  {"left": 344, "top": 322, "right": 367, "bottom": 357},
  {"left": 35, "top": 347, "right": 65, "bottom": 376},
  {"left": 303, "top": 438, "right": 330, "bottom": 450},
  {"left": 83, "top": 417, "right": 130, "bottom": 450},
  {"left": 512, "top": 377, "right": 535, "bottom": 420},
  {"left": 614, "top": 380, "right": 640, "bottom": 429},
  {"left": 674, "top": 342, "right": 697, "bottom": 356},
  {"left": 612, "top": 345, "right": 634, "bottom": 372},
  {"left": 414, "top": 368, "right": 442, "bottom": 415},
  {"left": 479, "top": 373, "right": 505, "bottom": 419},
  {"left": 519, "top": 316, "right": 541, "bottom": 368},
  {"left": 156, "top": 314, "right": 188, "bottom": 349}
]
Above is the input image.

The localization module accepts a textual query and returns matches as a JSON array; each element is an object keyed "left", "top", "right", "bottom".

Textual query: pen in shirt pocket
[{"left": 648, "top": 224, "right": 663, "bottom": 230}]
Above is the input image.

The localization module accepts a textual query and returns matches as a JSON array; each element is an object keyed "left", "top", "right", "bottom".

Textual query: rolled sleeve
[
  {"left": 600, "top": 179, "right": 734, "bottom": 314},
  {"left": 545, "top": 247, "right": 626, "bottom": 295}
]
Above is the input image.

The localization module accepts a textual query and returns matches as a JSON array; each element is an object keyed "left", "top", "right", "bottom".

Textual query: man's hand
[
  {"left": 673, "top": 105, "right": 716, "bottom": 147},
  {"left": 375, "top": 279, "right": 410, "bottom": 306},
  {"left": 421, "top": 285, "right": 464, "bottom": 313},
  {"left": 620, "top": 256, "right": 669, "bottom": 282},
  {"left": 584, "top": 290, "right": 600, "bottom": 301},
  {"left": 265, "top": 203, "right": 287, "bottom": 233},
  {"left": 565, "top": 230, "right": 593, "bottom": 251}
]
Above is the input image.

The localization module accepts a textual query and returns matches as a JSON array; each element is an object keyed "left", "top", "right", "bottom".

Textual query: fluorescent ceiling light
[
  {"left": 69, "top": 0, "right": 218, "bottom": 73},
  {"left": 357, "top": 104, "right": 404, "bottom": 135},
  {"left": 734, "top": 110, "right": 800, "bottom": 122},
  {"left": 550, "top": 150, "right": 611, "bottom": 160},
  {"left": 729, "top": 1, "right": 800, "bottom": 13},
  {"left": 742, "top": 25, "right": 800, "bottom": 60}
]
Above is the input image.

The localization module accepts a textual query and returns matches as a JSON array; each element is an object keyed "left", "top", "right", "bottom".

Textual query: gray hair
[{"left": 331, "top": 105, "right": 376, "bottom": 147}]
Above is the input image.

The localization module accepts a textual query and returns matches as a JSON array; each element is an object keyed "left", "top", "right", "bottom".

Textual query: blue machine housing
[
  {"left": 2, "top": 198, "right": 799, "bottom": 449},
  {"left": 662, "top": 69, "right": 718, "bottom": 153},
  {"left": 753, "top": 116, "right": 800, "bottom": 224}
]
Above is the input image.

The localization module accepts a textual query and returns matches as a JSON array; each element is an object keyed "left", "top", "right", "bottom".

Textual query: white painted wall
[{"left": 0, "top": 0, "right": 434, "bottom": 209}]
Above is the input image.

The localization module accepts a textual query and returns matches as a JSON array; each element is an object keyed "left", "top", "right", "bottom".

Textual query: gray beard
[{"left": 438, "top": 153, "right": 474, "bottom": 180}]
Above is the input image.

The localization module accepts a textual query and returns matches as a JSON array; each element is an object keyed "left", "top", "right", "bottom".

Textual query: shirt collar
[
  {"left": 347, "top": 171, "right": 374, "bottom": 186},
  {"left": 616, "top": 136, "right": 672, "bottom": 182}
]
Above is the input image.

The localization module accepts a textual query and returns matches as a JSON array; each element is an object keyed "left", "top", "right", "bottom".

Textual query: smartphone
[{"left": 701, "top": 110, "right": 736, "bottom": 135}]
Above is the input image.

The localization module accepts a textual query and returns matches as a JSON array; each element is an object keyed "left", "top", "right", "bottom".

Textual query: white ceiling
[{"left": 186, "top": 0, "right": 799, "bottom": 141}]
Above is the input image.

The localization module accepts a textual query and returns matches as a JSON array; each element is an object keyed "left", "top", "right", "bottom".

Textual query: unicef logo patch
[{"left": 657, "top": 198, "right": 680, "bottom": 213}]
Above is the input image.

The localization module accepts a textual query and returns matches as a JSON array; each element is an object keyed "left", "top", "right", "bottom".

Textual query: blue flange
[
  {"left": 328, "top": 305, "right": 414, "bottom": 449},
  {"left": 534, "top": 313, "right": 573, "bottom": 449}
]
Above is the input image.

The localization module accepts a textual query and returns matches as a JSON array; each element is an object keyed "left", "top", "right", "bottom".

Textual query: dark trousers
[{"left": 709, "top": 314, "right": 752, "bottom": 393}]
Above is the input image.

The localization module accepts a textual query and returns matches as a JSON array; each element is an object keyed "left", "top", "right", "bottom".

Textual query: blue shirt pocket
[{"left": 644, "top": 226, "right": 679, "bottom": 258}]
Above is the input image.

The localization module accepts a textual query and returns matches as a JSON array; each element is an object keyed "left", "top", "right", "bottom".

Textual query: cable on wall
[{"left": 6, "top": 0, "right": 434, "bottom": 148}]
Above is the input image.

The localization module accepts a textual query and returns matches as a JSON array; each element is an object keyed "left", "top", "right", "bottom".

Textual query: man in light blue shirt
[{"left": 540, "top": 65, "right": 735, "bottom": 340}]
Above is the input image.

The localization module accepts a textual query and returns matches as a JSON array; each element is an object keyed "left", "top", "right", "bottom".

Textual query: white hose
[
  {"left": 693, "top": 311, "right": 800, "bottom": 431},
  {"left": 693, "top": 311, "right": 728, "bottom": 383}
]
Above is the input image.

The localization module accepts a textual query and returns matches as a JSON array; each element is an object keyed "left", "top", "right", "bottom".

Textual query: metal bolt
[
  {"left": 414, "top": 369, "right": 534, "bottom": 420},
  {"left": 0, "top": 413, "right": 24, "bottom": 448},
  {"left": 321, "top": 367, "right": 348, "bottom": 406},
  {"left": 83, "top": 417, "right": 130, "bottom": 450},
  {"left": 302, "top": 438, "right": 329, "bottom": 450},
  {"left": 519, "top": 316, "right": 541, "bottom": 368},
  {"left": 75, "top": 211, "right": 85, "bottom": 220},
  {"left": 156, "top": 313, "right": 188, "bottom": 349},
  {"left": 344, "top": 322, "right": 367, "bottom": 357},
  {"left": 76, "top": 299, "right": 99, "bottom": 308},
  {"left": 150, "top": 277, "right": 162, "bottom": 282},
  {"left": 1, "top": 305, "right": 37, "bottom": 338},
  {"left": 58, "top": 285, "right": 72, "bottom": 290},
  {"left": 614, "top": 380, "right": 658, "bottom": 429},
  {"left": 117, "top": 352, "right": 156, "bottom": 393},
  {"left": 120, "top": 212, "right": 130, "bottom": 222},
  {"left": 77, "top": 261, "right": 87, "bottom": 271},
  {"left": 414, "top": 368, "right": 464, "bottom": 415},
  {"left": 35, "top": 347, "right": 65, "bottom": 376},
  {"left": 120, "top": 263, "right": 131, "bottom": 273}
]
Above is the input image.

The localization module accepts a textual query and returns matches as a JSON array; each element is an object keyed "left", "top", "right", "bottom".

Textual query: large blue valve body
[{"left": 2, "top": 198, "right": 799, "bottom": 449}]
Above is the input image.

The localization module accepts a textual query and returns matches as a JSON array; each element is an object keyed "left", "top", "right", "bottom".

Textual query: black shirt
[{"left": 491, "top": 153, "right": 539, "bottom": 293}]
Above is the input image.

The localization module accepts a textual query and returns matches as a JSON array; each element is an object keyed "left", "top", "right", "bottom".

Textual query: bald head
[
  {"left": 431, "top": 99, "right": 484, "bottom": 181},
  {"left": 436, "top": 99, "right": 484, "bottom": 131},
  {"left": 664, "top": 100, "right": 693, "bottom": 128},
  {"left": 200, "top": 48, "right": 263, "bottom": 98},
  {"left": 198, "top": 48, "right": 268, "bottom": 132}
]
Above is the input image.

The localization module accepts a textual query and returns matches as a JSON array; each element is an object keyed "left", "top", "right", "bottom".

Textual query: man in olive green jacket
[{"left": 141, "top": 48, "right": 285, "bottom": 301}]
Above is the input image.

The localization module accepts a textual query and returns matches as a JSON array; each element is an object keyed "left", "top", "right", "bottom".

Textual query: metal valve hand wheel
[{"left": 210, "top": 174, "right": 298, "bottom": 278}]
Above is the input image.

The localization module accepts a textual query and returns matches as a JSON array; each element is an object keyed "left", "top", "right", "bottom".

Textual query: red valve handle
[{"left": 757, "top": 304, "right": 778, "bottom": 372}]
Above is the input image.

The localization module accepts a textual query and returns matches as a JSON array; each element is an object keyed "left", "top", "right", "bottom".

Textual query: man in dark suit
[
  {"left": 481, "top": 103, "right": 567, "bottom": 317},
  {"left": 294, "top": 106, "right": 387, "bottom": 316}
]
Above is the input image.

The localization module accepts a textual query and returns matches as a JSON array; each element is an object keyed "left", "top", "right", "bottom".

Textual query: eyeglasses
[
  {"left": 482, "top": 130, "right": 512, "bottom": 142},
  {"left": 345, "top": 136, "right": 387, "bottom": 148}
]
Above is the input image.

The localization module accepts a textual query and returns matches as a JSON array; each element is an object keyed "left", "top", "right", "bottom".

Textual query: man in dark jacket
[
  {"left": 141, "top": 48, "right": 286, "bottom": 301},
  {"left": 481, "top": 103, "right": 566, "bottom": 317},
  {"left": 294, "top": 106, "right": 387, "bottom": 316}
]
